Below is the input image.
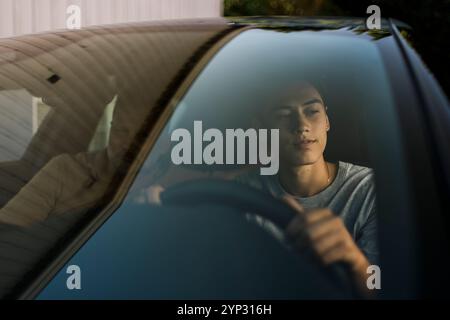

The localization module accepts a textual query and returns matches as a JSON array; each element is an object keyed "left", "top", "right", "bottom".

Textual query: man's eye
[{"left": 306, "top": 109, "right": 319, "bottom": 115}]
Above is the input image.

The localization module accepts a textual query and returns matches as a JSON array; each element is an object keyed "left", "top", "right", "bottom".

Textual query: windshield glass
[{"left": 1, "top": 24, "right": 401, "bottom": 299}]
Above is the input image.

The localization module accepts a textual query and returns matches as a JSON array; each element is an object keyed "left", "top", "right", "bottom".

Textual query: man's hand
[{"left": 283, "top": 196, "right": 371, "bottom": 293}]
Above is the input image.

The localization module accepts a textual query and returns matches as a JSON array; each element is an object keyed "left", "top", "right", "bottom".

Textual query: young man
[
  {"left": 238, "top": 82, "right": 378, "bottom": 295},
  {"left": 98, "top": 81, "right": 377, "bottom": 294}
]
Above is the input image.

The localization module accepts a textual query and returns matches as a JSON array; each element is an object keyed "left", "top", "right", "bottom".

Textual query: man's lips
[{"left": 293, "top": 138, "right": 318, "bottom": 148}]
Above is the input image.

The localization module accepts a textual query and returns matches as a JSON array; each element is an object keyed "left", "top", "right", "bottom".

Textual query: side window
[{"left": 0, "top": 89, "right": 52, "bottom": 162}]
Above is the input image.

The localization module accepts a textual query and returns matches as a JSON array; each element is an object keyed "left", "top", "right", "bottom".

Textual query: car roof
[
  {"left": 0, "top": 18, "right": 231, "bottom": 62},
  {"left": 0, "top": 15, "right": 412, "bottom": 51}
]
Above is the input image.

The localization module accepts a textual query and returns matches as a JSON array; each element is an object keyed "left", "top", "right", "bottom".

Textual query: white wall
[{"left": 0, "top": 0, "right": 223, "bottom": 38}]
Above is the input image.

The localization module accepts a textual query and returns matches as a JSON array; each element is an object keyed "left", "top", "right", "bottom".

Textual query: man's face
[{"left": 263, "top": 83, "right": 329, "bottom": 167}]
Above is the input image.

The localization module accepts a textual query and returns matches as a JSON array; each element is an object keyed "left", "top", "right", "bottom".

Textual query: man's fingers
[
  {"left": 307, "top": 215, "right": 341, "bottom": 241},
  {"left": 287, "top": 210, "right": 338, "bottom": 239},
  {"left": 321, "top": 242, "right": 347, "bottom": 265},
  {"left": 286, "top": 208, "right": 338, "bottom": 242},
  {"left": 312, "top": 228, "right": 344, "bottom": 256},
  {"left": 304, "top": 208, "right": 334, "bottom": 225}
]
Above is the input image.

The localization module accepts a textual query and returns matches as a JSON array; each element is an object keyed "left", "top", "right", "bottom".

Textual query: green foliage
[{"left": 224, "top": 0, "right": 347, "bottom": 16}]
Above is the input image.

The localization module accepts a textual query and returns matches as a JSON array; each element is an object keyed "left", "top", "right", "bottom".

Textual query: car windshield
[{"left": 1, "top": 23, "right": 401, "bottom": 299}]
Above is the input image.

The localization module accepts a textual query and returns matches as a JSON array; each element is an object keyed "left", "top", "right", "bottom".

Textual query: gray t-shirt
[{"left": 236, "top": 161, "right": 379, "bottom": 265}]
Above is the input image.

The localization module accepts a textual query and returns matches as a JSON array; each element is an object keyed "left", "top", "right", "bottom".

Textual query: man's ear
[{"left": 326, "top": 113, "right": 330, "bottom": 132}]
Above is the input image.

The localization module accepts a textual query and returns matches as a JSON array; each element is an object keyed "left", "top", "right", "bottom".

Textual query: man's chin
[{"left": 288, "top": 155, "right": 320, "bottom": 167}]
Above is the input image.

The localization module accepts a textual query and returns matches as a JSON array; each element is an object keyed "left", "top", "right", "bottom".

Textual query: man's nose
[{"left": 292, "top": 112, "right": 310, "bottom": 133}]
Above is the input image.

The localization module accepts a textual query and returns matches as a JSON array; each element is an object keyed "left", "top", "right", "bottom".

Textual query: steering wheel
[{"left": 160, "top": 178, "right": 358, "bottom": 298}]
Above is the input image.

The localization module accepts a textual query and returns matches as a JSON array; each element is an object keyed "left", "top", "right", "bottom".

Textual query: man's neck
[{"left": 278, "top": 158, "right": 331, "bottom": 197}]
